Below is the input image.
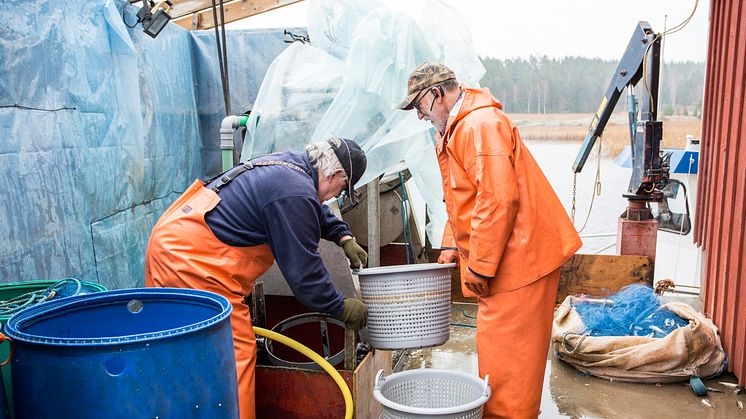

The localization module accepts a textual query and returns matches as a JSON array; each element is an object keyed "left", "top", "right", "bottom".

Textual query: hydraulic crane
[{"left": 573, "top": 21, "right": 680, "bottom": 263}]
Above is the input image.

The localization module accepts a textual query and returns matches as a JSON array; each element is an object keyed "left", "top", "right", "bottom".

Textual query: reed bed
[{"left": 512, "top": 112, "right": 702, "bottom": 156}]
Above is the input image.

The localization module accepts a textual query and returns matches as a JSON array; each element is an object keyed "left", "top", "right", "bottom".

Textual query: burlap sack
[{"left": 551, "top": 296, "right": 727, "bottom": 383}]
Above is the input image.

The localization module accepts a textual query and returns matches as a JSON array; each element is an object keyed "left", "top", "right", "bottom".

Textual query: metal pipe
[{"left": 220, "top": 115, "right": 248, "bottom": 171}]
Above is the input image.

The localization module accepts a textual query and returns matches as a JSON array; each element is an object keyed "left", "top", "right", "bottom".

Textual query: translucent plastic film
[
  {"left": 242, "top": 42, "right": 345, "bottom": 158},
  {"left": 242, "top": 0, "right": 485, "bottom": 246}
]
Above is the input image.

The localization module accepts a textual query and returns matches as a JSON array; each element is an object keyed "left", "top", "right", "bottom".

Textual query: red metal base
[{"left": 617, "top": 201, "right": 658, "bottom": 262}]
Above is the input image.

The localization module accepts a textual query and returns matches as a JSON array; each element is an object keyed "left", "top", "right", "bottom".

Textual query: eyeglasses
[
  {"left": 413, "top": 87, "right": 437, "bottom": 113},
  {"left": 412, "top": 89, "right": 429, "bottom": 113}
]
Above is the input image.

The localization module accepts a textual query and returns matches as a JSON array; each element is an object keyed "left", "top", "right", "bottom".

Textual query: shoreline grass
[{"left": 512, "top": 112, "right": 702, "bottom": 157}]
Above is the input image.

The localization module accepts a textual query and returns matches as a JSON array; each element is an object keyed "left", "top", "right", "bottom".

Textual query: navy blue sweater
[{"left": 204, "top": 151, "right": 350, "bottom": 316}]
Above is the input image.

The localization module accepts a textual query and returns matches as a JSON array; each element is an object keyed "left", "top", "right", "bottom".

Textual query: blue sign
[{"left": 615, "top": 147, "right": 699, "bottom": 174}]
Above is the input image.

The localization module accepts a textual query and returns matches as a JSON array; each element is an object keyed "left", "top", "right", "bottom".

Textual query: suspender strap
[{"left": 207, "top": 160, "right": 308, "bottom": 192}]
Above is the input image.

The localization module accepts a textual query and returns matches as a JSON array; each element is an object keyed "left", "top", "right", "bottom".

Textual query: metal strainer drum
[
  {"left": 355, "top": 263, "right": 455, "bottom": 350},
  {"left": 264, "top": 313, "right": 346, "bottom": 371}
]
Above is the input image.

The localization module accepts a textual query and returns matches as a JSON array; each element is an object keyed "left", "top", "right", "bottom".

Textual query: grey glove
[{"left": 334, "top": 298, "right": 368, "bottom": 330}]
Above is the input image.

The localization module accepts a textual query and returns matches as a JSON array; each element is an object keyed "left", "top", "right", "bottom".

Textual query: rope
[
  {"left": 0, "top": 278, "right": 82, "bottom": 317},
  {"left": 642, "top": 0, "right": 700, "bottom": 113},
  {"left": 561, "top": 330, "right": 590, "bottom": 354}
]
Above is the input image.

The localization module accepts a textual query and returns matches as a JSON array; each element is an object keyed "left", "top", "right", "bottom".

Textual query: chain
[
  {"left": 571, "top": 173, "right": 577, "bottom": 224},
  {"left": 572, "top": 135, "right": 602, "bottom": 231},
  {"left": 577, "top": 136, "right": 603, "bottom": 233}
]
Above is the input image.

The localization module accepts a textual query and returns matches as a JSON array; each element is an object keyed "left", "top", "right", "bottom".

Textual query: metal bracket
[{"left": 248, "top": 281, "right": 266, "bottom": 329}]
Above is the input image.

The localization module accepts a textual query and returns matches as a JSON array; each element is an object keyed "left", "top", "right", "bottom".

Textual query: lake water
[{"left": 526, "top": 140, "right": 701, "bottom": 289}]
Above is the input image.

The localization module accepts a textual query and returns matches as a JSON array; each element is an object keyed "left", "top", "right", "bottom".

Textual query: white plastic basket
[
  {"left": 373, "top": 369, "right": 490, "bottom": 419},
  {"left": 356, "top": 263, "right": 455, "bottom": 349}
]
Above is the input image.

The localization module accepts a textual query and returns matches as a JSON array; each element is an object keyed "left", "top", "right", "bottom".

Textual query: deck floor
[{"left": 396, "top": 300, "right": 745, "bottom": 418}]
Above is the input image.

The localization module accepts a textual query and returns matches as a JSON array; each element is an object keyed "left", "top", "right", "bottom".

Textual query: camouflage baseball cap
[{"left": 397, "top": 61, "right": 456, "bottom": 110}]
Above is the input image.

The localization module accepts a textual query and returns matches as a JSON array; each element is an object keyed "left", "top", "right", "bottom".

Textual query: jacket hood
[{"left": 448, "top": 87, "right": 503, "bottom": 129}]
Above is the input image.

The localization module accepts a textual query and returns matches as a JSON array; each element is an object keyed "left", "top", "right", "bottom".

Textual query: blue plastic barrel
[
  {"left": 0, "top": 369, "right": 7, "bottom": 419},
  {"left": 4, "top": 288, "right": 238, "bottom": 419}
]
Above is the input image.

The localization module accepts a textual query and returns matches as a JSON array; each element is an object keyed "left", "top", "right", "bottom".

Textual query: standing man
[
  {"left": 399, "top": 62, "right": 581, "bottom": 418},
  {"left": 145, "top": 136, "right": 369, "bottom": 419}
]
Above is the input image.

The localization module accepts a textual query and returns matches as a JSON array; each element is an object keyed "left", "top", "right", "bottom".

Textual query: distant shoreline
[{"left": 512, "top": 112, "right": 702, "bottom": 156}]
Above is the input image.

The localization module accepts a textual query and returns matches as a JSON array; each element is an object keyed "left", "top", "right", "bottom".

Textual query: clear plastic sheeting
[
  {"left": 307, "top": 0, "right": 384, "bottom": 62},
  {"left": 242, "top": 42, "right": 344, "bottom": 158},
  {"left": 243, "top": 0, "right": 485, "bottom": 246},
  {"left": 418, "top": 0, "right": 486, "bottom": 86},
  {"left": 309, "top": 8, "right": 434, "bottom": 142}
]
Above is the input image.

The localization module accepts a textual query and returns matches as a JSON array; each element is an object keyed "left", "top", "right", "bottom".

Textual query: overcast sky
[{"left": 230, "top": 0, "right": 709, "bottom": 62}]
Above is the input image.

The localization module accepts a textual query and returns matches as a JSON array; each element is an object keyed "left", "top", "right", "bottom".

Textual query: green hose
[
  {"left": 221, "top": 149, "right": 234, "bottom": 172},
  {"left": 253, "top": 326, "right": 353, "bottom": 419}
]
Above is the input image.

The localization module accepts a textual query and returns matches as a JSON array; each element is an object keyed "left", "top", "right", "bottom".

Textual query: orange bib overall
[{"left": 146, "top": 179, "right": 274, "bottom": 419}]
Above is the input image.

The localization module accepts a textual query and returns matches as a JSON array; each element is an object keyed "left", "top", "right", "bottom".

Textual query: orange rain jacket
[{"left": 437, "top": 87, "right": 582, "bottom": 297}]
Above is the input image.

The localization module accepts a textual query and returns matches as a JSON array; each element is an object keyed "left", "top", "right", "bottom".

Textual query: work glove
[
  {"left": 335, "top": 298, "right": 368, "bottom": 330},
  {"left": 341, "top": 238, "right": 367, "bottom": 269},
  {"left": 437, "top": 249, "right": 459, "bottom": 264}
]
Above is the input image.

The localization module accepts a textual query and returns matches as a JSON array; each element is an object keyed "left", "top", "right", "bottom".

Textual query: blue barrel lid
[{"left": 4, "top": 288, "right": 232, "bottom": 346}]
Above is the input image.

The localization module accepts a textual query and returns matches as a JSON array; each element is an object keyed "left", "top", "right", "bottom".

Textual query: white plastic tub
[
  {"left": 373, "top": 369, "right": 490, "bottom": 419},
  {"left": 356, "top": 263, "right": 455, "bottom": 350}
]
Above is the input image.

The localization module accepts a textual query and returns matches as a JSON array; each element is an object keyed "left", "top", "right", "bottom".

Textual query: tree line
[{"left": 479, "top": 56, "right": 705, "bottom": 116}]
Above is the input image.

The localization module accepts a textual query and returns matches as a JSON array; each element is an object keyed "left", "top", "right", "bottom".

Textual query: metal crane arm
[{"left": 573, "top": 21, "right": 659, "bottom": 174}]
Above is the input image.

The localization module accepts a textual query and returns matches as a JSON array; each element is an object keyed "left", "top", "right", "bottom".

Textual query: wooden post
[{"left": 367, "top": 179, "right": 380, "bottom": 268}]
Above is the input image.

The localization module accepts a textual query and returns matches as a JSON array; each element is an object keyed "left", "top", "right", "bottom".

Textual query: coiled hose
[{"left": 252, "top": 326, "right": 353, "bottom": 419}]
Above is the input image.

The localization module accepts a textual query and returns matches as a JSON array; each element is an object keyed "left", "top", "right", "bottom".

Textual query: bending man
[
  {"left": 145, "top": 136, "right": 369, "bottom": 419},
  {"left": 399, "top": 62, "right": 581, "bottom": 418}
]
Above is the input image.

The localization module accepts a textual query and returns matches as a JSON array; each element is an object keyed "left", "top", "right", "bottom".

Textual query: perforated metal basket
[
  {"left": 356, "top": 263, "right": 455, "bottom": 350},
  {"left": 373, "top": 369, "right": 490, "bottom": 419}
]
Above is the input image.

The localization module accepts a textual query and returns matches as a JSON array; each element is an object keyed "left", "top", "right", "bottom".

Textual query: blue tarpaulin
[{"left": 0, "top": 0, "right": 301, "bottom": 288}]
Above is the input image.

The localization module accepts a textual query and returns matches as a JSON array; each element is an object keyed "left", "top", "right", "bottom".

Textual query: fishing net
[
  {"left": 552, "top": 285, "right": 727, "bottom": 383},
  {"left": 573, "top": 284, "right": 689, "bottom": 338}
]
